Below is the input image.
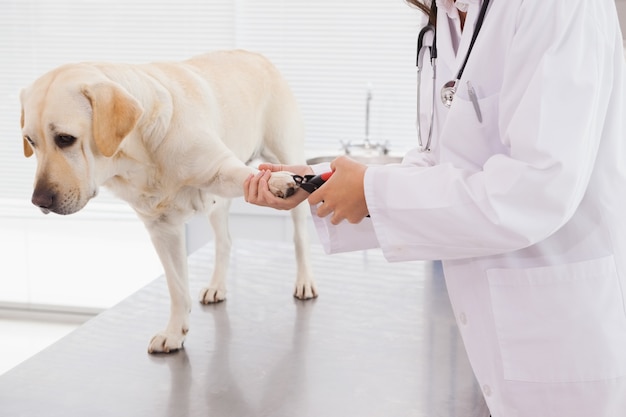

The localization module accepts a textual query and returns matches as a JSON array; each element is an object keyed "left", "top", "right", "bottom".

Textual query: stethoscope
[{"left": 416, "top": 0, "right": 491, "bottom": 152}]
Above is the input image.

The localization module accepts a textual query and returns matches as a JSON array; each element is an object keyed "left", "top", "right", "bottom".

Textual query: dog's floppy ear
[
  {"left": 81, "top": 82, "right": 143, "bottom": 157},
  {"left": 21, "top": 107, "right": 33, "bottom": 158}
]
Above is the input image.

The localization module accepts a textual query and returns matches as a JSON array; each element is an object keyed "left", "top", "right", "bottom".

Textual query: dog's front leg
[
  {"left": 198, "top": 154, "right": 297, "bottom": 199},
  {"left": 144, "top": 218, "right": 192, "bottom": 353}
]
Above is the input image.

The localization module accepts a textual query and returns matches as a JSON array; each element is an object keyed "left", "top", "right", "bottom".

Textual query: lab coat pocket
[
  {"left": 487, "top": 256, "right": 626, "bottom": 383},
  {"left": 439, "top": 92, "right": 505, "bottom": 169}
]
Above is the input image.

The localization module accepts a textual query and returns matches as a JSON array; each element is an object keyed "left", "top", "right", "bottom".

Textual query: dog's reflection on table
[{"left": 155, "top": 298, "right": 315, "bottom": 417}]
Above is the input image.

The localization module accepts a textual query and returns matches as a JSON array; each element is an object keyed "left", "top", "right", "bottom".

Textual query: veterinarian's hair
[{"left": 405, "top": 0, "right": 436, "bottom": 26}]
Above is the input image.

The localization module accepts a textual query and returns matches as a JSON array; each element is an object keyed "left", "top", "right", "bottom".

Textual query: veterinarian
[{"left": 244, "top": 0, "right": 626, "bottom": 415}]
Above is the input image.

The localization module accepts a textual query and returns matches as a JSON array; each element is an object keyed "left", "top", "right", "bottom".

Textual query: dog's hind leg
[
  {"left": 199, "top": 197, "right": 231, "bottom": 304},
  {"left": 144, "top": 218, "right": 192, "bottom": 353},
  {"left": 291, "top": 202, "right": 317, "bottom": 299}
]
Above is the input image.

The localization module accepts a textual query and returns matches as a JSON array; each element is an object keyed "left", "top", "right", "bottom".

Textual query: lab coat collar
[
  {"left": 436, "top": 0, "right": 480, "bottom": 17},
  {"left": 435, "top": 0, "right": 483, "bottom": 74}
]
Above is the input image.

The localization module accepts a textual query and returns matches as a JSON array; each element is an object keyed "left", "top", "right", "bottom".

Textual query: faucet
[
  {"left": 342, "top": 84, "right": 389, "bottom": 155},
  {"left": 365, "top": 84, "right": 373, "bottom": 148}
]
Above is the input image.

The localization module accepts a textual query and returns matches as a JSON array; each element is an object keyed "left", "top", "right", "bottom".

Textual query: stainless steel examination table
[{"left": 0, "top": 241, "right": 485, "bottom": 416}]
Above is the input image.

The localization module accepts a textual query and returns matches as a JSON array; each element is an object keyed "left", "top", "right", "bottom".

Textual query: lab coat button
[
  {"left": 482, "top": 384, "right": 492, "bottom": 397},
  {"left": 459, "top": 312, "right": 467, "bottom": 325}
]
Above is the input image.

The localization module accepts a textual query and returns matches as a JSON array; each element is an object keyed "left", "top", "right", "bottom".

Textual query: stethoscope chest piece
[{"left": 441, "top": 79, "right": 458, "bottom": 108}]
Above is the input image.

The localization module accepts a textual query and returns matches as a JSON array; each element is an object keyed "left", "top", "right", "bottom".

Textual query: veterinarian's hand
[
  {"left": 244, "top": 164, "right": 313, "bottom": 210},
  {"left": 308, "top": 156, "right": 369, "bottom": 225}
]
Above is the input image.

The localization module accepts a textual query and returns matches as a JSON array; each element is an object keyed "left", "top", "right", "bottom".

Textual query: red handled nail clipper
[
  {"left": 292, "top": 171, "right": 334, "bottom": 194},
  {"left": 292, "top": 171, "right": 371, "bottom": 218}
]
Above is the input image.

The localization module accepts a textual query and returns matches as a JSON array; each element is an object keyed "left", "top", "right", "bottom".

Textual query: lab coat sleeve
[
  {"left": 364, "top": 0, "right": 618, "bottom": 262},
  {"left": 308, "top": 162, "right": 381, "bottom": 254},
  {"left": 310, "top": 213, "right": 381, "bottom": 254},
  {"left": 307, "top": 147, "right": 436, "bottom": 254}
]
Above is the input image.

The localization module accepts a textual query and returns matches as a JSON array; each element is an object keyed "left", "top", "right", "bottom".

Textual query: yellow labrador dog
[{"left": 20, "top": 50, "right": 317, "bottom": 353}]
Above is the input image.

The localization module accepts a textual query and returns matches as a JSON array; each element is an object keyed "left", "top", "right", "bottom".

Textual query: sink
[
  {"left": 306, "top": 153, "right": 402, "bottom": 165},
  {"left": 307, "top": 142, "right": 403, "bottom": 166}
]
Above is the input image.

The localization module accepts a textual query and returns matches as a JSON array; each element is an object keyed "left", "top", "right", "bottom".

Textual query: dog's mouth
[
  {"left": 31, "top": 186, "right": 96, "bottom": 216},
  {"left": 36, "top": 203, "right": 84, "bottom": 216}
]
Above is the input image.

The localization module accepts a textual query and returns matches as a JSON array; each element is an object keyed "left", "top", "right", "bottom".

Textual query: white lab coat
[{"left": 311, "top": 0, "right": 626, "bottom": 416}]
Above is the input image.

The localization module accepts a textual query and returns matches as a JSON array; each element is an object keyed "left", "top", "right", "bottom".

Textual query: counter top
[{"left": 0, "top": 241, "right": 484, "bottom": 416}]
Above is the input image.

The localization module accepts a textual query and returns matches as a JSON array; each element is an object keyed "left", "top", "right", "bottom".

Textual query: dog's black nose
[{"left": 31, "top": 188, "right": 55, "bottom": 214}]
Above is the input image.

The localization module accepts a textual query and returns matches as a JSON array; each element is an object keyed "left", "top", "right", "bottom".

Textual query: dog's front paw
[
  {"left": 268, "top": 171, "right": 297, "bottom": 199},
  {"left": 148, "top": 331, "right": 186, "bottom": 354}
]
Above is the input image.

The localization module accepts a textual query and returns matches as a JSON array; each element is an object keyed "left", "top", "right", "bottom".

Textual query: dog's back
[
  {"left": 186, "top": 50, "right": 306, "bottom": 164},
  {"left": 139, "top": 50, "right": 306, "bottom": 165}
]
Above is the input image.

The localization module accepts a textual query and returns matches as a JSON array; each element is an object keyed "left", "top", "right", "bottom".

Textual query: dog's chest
[{"left": 105, "top": 174, "right": 213, "bottom": 220}]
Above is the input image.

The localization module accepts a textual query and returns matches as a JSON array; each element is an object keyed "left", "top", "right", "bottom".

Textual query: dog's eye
[{"left": 55, "top": 134, "right": 77, "bottom": 149}]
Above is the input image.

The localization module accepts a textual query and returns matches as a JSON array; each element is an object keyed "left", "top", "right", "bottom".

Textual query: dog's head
[{"left": 20, "top": 64, "right": 143, "bottom": 215}]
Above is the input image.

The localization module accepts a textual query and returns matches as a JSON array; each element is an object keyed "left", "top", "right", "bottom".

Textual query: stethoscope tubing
[{"left": 415, "top": 0, "right": 492, "bottom": 152}]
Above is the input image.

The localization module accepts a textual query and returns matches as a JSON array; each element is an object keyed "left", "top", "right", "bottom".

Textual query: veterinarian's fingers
[
  {"left": 312, "top": 195, "right": 345, "bottom": 224},
  {"left": 308, "top": 192, "right": 327, "bottom": 208},
  {"left": 257, "top": 170, "right": 280, "bottom": 202},
  {"left": 329, "top": 155, "right": 351, "bottom": 172},
  {"left": 257, "top": 169, "right": 271, "bottom": 187},
  {"left": 330, "top": 212, "right": 343, "bottom": 225},
  {"left": 258, "top": 163, "right": 314, "bottom": 177},
  {"left": 248, "top": 171, "right": 274, "bottom": 205},
  {"left": 244, "top": 172, "right": 263, "bottom": 202},
  {"left": 263, "top": 171, "right": 311, "bottom": 209},
  {"left": 257, "top": 163, "right": 280, "bottom": 172},
  {"left": 314, "top": 200, "right": 333, "bottom": 219},
  {"left": 247, "top": 168, "right": 311, "bottom": 210},
  {"left": 307, "top": 183, "right": 326, "bottom": 205},
  {"left": 243, "top": 174, "right": 255, "bottom": 202},
  {"left": 245, "top": 170, "right": 290, "bottom": 209}
]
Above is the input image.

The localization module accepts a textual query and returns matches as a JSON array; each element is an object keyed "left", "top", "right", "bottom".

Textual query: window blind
[{"left": 235, "top": 0, "right": 423, "bottom": 154}]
